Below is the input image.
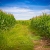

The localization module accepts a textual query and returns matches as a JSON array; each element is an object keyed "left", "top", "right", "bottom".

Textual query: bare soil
[{"left": 33, "top": 40, "right": 50, "bottom": 50}]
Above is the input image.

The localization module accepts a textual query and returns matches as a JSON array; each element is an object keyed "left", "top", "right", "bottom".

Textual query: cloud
[{"left": 0, "top": 7, "right": 50, "bottom": 20}]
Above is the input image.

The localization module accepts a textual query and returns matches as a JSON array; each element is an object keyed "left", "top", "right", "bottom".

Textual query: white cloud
[
  {"left": 38, "top": 9, "right": 50, "bottom": 13},
  {"left": 0, "top": 7, "right": 50, "bottom": 20}
]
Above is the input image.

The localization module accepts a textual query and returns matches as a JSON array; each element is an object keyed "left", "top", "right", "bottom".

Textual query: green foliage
[
  {"left": 16, "top": 20, "right": 30, "bottom": 26},
  {"left": 0, "top": 24, "right": 34, "bottom": 50},
  {"left": 30, "top": 13, "right": 50, "bottom": 39},
  {"left": 0, "top": 10, "right": 16, "bottom": 30}
]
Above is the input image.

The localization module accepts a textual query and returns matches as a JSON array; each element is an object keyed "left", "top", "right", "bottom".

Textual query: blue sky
[{"left": 0, "top": 0, "right": 50, "bottom": 20}]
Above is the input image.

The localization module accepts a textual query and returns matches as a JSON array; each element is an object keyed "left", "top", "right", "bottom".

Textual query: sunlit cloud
[{"left": 0, "top": 7, "right": 50, "bottom": 20}]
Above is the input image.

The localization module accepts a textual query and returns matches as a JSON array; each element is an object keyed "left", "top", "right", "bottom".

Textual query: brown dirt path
[{"left": 33, "top": 40, "right": 50, "bottom": 50}]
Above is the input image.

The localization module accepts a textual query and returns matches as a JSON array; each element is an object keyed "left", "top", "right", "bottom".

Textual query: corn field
[
  {"left": 30, "top": 13, "right": 50, "bottom": 39},
  {"left": 0, "top": 10, "right": 16, "bottom": 30}
]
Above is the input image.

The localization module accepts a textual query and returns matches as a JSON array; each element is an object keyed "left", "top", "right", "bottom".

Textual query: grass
[{"left": 0, "top": 24, "right": 34, "bottom": 50}]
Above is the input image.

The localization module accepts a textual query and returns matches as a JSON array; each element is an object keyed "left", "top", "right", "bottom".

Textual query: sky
[{"left": 0, "top": 0, "right": 50, "bottom": 20}]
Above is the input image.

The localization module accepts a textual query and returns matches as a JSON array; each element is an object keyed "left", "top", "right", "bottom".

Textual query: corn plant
[
  {"left": 0, "top": 10, "right": 16, "bottom": 30},
  {"left": 30, "top": 13, "right": 50, "bottom": 39}
]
